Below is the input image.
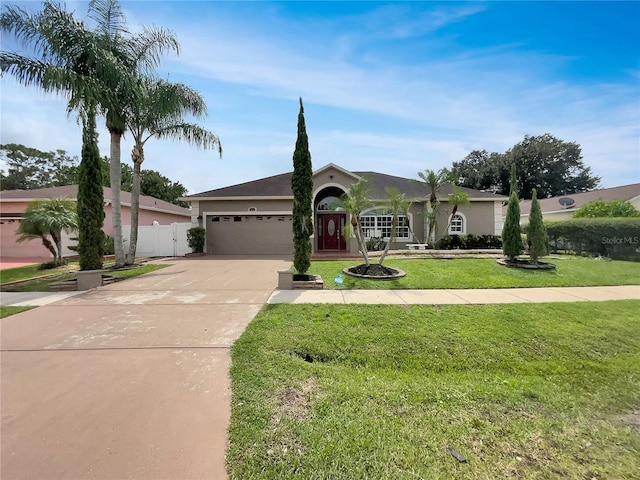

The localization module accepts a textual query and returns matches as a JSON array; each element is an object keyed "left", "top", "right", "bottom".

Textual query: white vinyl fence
[{"left": 122, "top": 222, "right": 192, "bottom": 258}]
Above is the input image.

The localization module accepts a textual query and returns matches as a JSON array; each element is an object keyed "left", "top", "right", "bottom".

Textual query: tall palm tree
[
  {"left": 415, "top": 168, "right": 453, "bottom": 244},
  {"left": 378, "top": 187, "right": 411, "bottom": 265},
  {"left": 87, "top": 0, "right": 179, "bottom": 267},
  {"left": 341, "top": 178, "right": 373, "bottom": 266},
  {"left": 125, "top": 78, "right": 221, "bottom": 264},
  {"left": 1, "top": 0, "right": 180, "bottom": 268},
  {"left": 17, "top": 198, "right": 78, "bottom": 264}
]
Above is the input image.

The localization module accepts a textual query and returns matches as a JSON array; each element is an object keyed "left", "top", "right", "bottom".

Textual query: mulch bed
[
  {"left": 344, "top": 264, "right": 406, "bottom": 279},
  {"left": 496, "top": 258, "right": 556, "bottom": 270}
]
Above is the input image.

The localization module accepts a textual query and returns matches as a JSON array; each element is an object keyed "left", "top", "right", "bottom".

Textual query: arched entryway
[{"left": 314, "top": 186, "right": 347, "bottom": 252}]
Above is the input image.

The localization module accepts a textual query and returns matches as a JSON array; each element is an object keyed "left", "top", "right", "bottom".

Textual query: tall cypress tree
[
  {"left": 502, "top": 163, "right": 523, "bottom": 262},
  {"left": 77, "top": 109, "right": 105, "bottom": 270},
  {"left": 291, "top": 98, "right": 313, "bottom": 275},
  {"left": 527, "top": 188, "right": 548, "bottom": 264}
]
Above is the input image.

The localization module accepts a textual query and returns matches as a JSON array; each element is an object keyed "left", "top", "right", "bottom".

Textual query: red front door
[{"left": 318, "top": 214, "right": 346, "bottom": 250}]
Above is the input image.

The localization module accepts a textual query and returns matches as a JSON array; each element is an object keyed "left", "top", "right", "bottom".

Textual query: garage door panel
[{"left": 206, "top": 215, "right": 293, "bottom": 255}]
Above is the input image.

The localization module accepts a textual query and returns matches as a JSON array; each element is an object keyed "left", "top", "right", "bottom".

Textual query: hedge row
[
  {"left": 543, "top": 218, "right": 640, "bottom": 261},
  {"left": 435, "top": 234, "right": 502, "bottom": 250}
]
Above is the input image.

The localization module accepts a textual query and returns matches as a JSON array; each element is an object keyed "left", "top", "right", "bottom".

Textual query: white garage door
[{"left": 206, "top": 214, "right": 294, "bottom": 255}]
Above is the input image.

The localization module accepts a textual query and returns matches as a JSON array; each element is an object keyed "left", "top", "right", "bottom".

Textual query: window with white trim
[
  {"left": 448, "top": 214, "right": 465, "bottom": 234},
  {"left": 359, "top": 209, "right": 410, "bottom": 240}
]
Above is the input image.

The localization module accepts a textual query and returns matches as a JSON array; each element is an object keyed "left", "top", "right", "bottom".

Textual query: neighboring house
[
  {"left": 182, "top": 163, "right": 507, "bottom": 256},
  {"left": 0, "top": 185, "right": 191, "bottom": 258},
  {"left": 511, "top": 183, "right": 640, "bottom": 223}
]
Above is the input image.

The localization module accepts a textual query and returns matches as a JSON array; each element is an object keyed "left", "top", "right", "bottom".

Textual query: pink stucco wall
[{"left": 0, "top": 202, "right": 189, "bottom": 258}]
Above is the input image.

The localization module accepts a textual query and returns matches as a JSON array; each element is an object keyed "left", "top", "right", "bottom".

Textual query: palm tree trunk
[
  {"left": 127, "top": 144, "right": 143, "bottom": 265},
  {"left": 353, "top": 220, "right": 370, "bottom": 266},
  {"left": 50, "top": 229, "right": 63, "bottom": 263},
  {"left": 378, "top": 216, "right": 396, "bottom": 265},
  {"left": 41, "top": 236, "right": 57, "bottom": 260},
  {"left": 110, "top": 131, "right": 125, "bottom": 267}
]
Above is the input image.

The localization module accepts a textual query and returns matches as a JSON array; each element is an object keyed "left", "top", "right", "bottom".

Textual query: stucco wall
[
  {"left": 434, "top": 201, "right": 497, "bottom": 239},
  {"left": 198, "top": 199, "right": 293, "bottom": 214},
  {"left": 312, "top": 167, "right": 359, "bottom": 194}
]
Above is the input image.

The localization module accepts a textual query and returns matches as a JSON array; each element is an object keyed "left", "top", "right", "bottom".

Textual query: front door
[{"left": 318, "top": 214, "right": 346, "bottom": 250}]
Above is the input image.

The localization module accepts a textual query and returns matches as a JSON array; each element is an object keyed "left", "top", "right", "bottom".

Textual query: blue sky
[{"left": 1, "top": 1, "right": 639, "bottom": 195}]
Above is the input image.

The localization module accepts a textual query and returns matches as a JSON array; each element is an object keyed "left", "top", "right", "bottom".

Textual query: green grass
[
  {"left": 0, "top": 262, "right": 78, "bottom": 284},
  {"left": 228, "top": 301, "right": 640, "bottom": 479},
  {"left": 0, "top": 306, "right": 35, "bottom": 318},
  {"left": 1, "top": 263, "right": 167, "bottom": 292},
  {"left": 312, "top": 255, "right": 640, "bottom": 289}
]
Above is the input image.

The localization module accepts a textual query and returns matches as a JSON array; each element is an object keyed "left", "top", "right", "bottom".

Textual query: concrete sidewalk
[{"left": 268, "top": 285, "right": 640, "bottom": 304}]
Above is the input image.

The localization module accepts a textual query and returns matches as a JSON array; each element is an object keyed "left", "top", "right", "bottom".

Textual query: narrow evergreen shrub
[
  {"left": 502, "top": 164, "right": 523, "bottom": 261},
  {"left": 527, "top": 189, "right": 548, "bottom": 263},
  {"left": 77, "top": 111, "right": 105, "bottom": 271},
  {"left": 291, "top": 98, "right": 313, "bottom": 275}
]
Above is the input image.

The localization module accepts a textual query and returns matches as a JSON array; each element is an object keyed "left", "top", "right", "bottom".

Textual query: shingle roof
[
  {"left": 185, "top": 166, "right": 507, "bottom": 201},
  {"left": 186, "top": 172, "right": 294, "bottom": 198},
  {"left": 516, "top": 183, "right": 640, "bottom": 216},
  {"left": 0, "top": 185, "right": 190, "bottom": 216}
]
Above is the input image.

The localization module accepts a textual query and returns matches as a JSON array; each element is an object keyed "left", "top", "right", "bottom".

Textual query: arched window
[
  {"left": 448, "top": 213, "right": 466, "bottom": 234},
  {"left": 359, "top": 208, "right": 410, "bottom": 240}
]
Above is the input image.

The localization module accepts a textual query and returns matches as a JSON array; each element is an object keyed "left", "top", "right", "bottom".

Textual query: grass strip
[{"left": 0, "top": 306, "right": 35, "bottom": 318}]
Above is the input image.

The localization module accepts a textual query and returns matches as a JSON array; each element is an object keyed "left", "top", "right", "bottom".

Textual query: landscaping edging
[{"left": 343, "top": 266, "right": 407, "bottom": 280}]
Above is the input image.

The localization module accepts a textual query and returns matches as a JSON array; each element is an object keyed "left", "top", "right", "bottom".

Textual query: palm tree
[
  {"left": 17, "top": 198, "right": 78, "bottom": 264},
  {"left": 87, "top": 0, "right": 179, "bottom": 267},
  {"left": 341, "top": 178, "right": 373, "bottom": 266},
  {"left": 1, "top": 0, "right": 180, "bottom": 268},
  {"left": 125, "top": 78, "right": 221, "bottom": 264},
  {"left": 443, "top": 185, "right": 471, "bottom": 235},
  {"left": 415, "top": 168, "right": 453, "bottom": 244},
  {"left": 378, "top": 187, "right": 411, "bottom": 265}
]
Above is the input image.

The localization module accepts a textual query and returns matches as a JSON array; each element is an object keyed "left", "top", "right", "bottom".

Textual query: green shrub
[
  {"left": 366, "top": 237, "right": 386, "bottom": 251},
  {"left": 187, "top": 227, "right": 206, "bottom": 253},
  {"left": 545, "top": 218, "right": 640, "bottom": 261},
  {"left": 102, "top": 234, "right": 115, "bottom": 255},
  {"left": 436, "top": 234, "right": 502, "bottom": 250}
]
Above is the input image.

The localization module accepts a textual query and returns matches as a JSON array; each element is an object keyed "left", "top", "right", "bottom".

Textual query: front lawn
[
  {"left": 229, "top": 301, "right": 640, "bottom": 479},
  {"left": 311, "top": 256, "right": 640, "bottom": 289}
]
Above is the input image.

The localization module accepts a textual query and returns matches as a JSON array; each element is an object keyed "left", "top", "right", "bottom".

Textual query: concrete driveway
[{"left": 1, "top": 256, "right": 290, "bottom": 480}]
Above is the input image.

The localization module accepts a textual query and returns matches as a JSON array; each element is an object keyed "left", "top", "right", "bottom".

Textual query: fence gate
[{"left": 122, "top": 222, "right": 192, "bottom": 258}]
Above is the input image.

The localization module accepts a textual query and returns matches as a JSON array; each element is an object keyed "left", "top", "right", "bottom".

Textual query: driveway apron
[{"left": 1, "top": 256, "right": 290, "bottom": 480}]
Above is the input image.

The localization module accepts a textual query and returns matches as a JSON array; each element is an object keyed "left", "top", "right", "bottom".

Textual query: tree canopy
[
  {"left": 451, "top": 134, "right": 601, "bottom": 200},
  {"left": 573, "top": 199, "right": 640, "bottom": 218},
  {"left": 0, "top": 143, "right": 188, "bottom": 206}
]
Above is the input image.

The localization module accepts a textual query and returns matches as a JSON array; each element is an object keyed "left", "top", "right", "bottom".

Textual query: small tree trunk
[
  {"left": 378, "top": 215, "right": 397, "bottom": 265},
  {"left": 127, "top": 144, "right": 144, "bottom": 265},
  {"left": 41, "top": 236, "right": 57, "bottom": 260},
  {"left": 353, "top": 220, "right": 370, "bottom": 266},
  {"left": 110, "top": 131, "right": 125, "bottom": 267},
  {"left": 50, "top": 230, "right": 63, "bottom": 263}
]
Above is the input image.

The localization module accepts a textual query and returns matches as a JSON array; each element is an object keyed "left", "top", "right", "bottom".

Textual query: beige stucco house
[
  {"left": 0, "top": 185, "right": 191, "bottom": 258},
  {"left": 183, "top": 163, "right": 507, "bottom": 256},
  {"left": 512, "top": 183, "right": 640, "bottom": 223}
]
